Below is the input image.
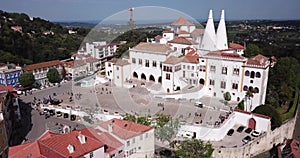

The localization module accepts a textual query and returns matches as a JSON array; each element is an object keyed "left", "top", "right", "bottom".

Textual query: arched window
[
  {"left": 245, "top": 71, "right": 250, "bottom": 76},
  {"left": 249, "top": 86, "right": 253, "bottom": 92},
  {"left": 243, "top": 85, "right": 248, "bottom": 91},
  {"left": 256, "top": 72, "right": 261, "bottom": 78},
  {"left": 254, "top": 87, "right": 259, "bottom": 93},
  {"left": 250, "top": 71, "right": 255, "bottom": 78}
]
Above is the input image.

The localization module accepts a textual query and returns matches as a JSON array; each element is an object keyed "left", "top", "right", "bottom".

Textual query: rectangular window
[
  {"left": 187, "top": 65, "right": 190, "bottom": 70},
  {"left": 140, "top": 135, "right": 143, "bottom": 140},
  {"left": 210, "top": 65, "right": 216, "bottom": 72},
  {"left": 132, "top": 138, "right": 135, "bottom": 144},
  {"left": 183, "top": 65, "right": 185, "bottom": 69},
  {"left": 209, "top": 80, "right": 215, "bottom": 86},
  {"left": 139, "top": 59, "right": 142, "bottom": 65},
  {"left": 222, "top": 67, "right": 227, "bottom": 75},
  {"left": 183, "top": 71, "right": 185, "bottom": 78},
  {"left": 132, "top": 58, "right": 136, "bottom": 64},
  {"left": 166, "top": 73, "right": 170, "bottom": 80},
  {"left": 192, "top": 66, "right": 194, "bottom": 70},
  {"left": 232, "top": 83, "right": 238, "bottom": 90},
  {"left": 127, "top": 140, "right": 130, "bottom": 147},
  {"left": 116, "top": 67, "right": 119, "bottom": 71},
  {"left": 221, "top": 81, "right": 226, "bottom": 89},
  {"left": 145, "top": 60, "right": 149, "bottom": 67},
  {"left": 152, "top": 61, "right": 156, "bottom": 67},
  {"left": 233, "top": 68, "right": 239, "bottom": 75}
]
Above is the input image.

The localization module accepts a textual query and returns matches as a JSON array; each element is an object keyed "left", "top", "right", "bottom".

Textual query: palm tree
[{"left": 245, "top": 90, "right": 254, "bottom": 111}]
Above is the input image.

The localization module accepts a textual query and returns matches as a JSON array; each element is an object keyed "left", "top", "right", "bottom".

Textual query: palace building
[{"left": 105, "top": 10, "right": 273, "bottom": 111}]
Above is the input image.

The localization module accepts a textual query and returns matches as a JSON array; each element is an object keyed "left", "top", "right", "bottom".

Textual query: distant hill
[{"left": 0, "top": 10, "right": 90, "bottom": 65}]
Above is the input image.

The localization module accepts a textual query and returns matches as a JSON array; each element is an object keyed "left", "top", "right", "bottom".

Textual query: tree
[
  {"left": 175, "top": 138, "right": 214, "bottom": 158},
  {"left": 46, "top": 68, "right": 61, "bottom": 83},
  {"left": 155, "top": 114, "right": 180, "bottom": 144},
  {"left": 253, "top": 104, "right": 282, "bottom": 130},
  {"left": 123, "top": 114, "right": 136, "bottom": 122},
  {"left": 19, "top": 72, "right": 35, "bottom": 87},
  {"left": 245, "top": 90, "right": 254, "bottom": 111},
  {"left": 237, "top": 100, "right": 244, "bottom": 110},
  {"left": 223, "top": 92, "right": 231, "bottom": 104},
  {"left": 244, "top": 43, "right": 263, "bottom": 57}
]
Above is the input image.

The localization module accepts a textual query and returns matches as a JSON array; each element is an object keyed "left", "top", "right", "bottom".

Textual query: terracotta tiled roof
[
  {"left": 0, "top": 85, "right": 14, "bottom": 92},
  {"left": 107, "top": 58, "right": 130, "bottom": 66},
  {"left": 162, "top": 30, "right": 174, "bottom": 33},
  {"left": 229, "top": 43, "right": 245, "bottom": 49},
  {"left": 168, "top": 37, "right": 192, "bottom": 45},
  {"left": 85, "top": 57, "right": 99, "bottom": 63},
  {"left": 9, "top": 130, "right": 105, "bottom": 158},
  {"left": 183, "top": 49, "right": 199, "bottom": 64},
  {"left": 9, "top": 142, "right": 45, "bottom": 158},
  {"left": 234, "top": 109, "right": 271, "bottom": 119},
  {"left": 171, "top": 17, "right": 194, "bottom": 26},
  {"left": 163, "top": 56, "right": 183, "bottom": 65},
  {"left": 25, "top": 60, "right": 61, "bottom": 71},
  {"left": 155, "top": 35, "right": 162, "bottom": 40},
  {"left": 191, "top": 28, "right": 205, "bottom": 36},
  {"left": 80, "top": 128, "right": 123, "bottom": 153},
  {"left": 203, "top": 51, "right": 246, "bottom": 61},
  {"left": 246, "top": 54, "right": 269, "bottom": 67},
  {"left": 177, "top": 30, "right": 190, "bottom": 35},
  {"left": 99, "top": 118, "right": 153, "bottom": 140},
  {"left": 132, "top": 42, "right": 174, "bottom": 55}
]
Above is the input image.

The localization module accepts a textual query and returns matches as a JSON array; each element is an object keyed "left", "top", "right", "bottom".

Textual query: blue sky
[{"left": 1, "top": 0, "right": 300, "bottom": 22}]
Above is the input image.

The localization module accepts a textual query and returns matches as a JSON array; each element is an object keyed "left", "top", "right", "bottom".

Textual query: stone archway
[
  {"left": 199, "top": 78, "right": 205, "bottom": 85},
  {"left": 141, "top": 73, "right": 146, "bottom": 80},
  {"left": 133, "top": 72, "right": 138, "bottom": 78},
  {"left": 248, "top": 118, "right": 256, "bottom": 130},
  {"left": 158, "top": 76, "right": 162, "bottom": 83},
  {"left": 149, "top": 75, "right": 155, "bottom": 82}
]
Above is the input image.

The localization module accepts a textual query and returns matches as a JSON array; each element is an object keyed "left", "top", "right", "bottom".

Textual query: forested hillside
[{"left": 0, "top": 10, "right": 89, "bottom": 65}]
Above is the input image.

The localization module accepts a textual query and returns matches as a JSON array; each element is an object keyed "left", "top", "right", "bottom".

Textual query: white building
[
  {"left": 105, "top": 10, "right": 273, "bottom": 111},
  {"left": 96, "top": 118, "right": 155, "bottom": 158},
  {"left": 78, "top": 42, "right": 119, "bottom": 69}
]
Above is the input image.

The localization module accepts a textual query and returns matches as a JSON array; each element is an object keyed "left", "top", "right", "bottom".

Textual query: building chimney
[
  {"left": 108, "top": 123, "right": 113, "bottom": 133},
  {"left": 67, "top": 144, "right": 75, "bottom": 153},
  {"left": 77, "top": 133, "right": 86, "bottom": 144}
]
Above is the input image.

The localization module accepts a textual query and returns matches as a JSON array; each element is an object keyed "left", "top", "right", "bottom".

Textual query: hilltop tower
[
  {"left": 200, "top": 9, "right": 217, "bottom": 52},
  {"left": 216, "top": 10, "right": 228, "bottom": 50},
  {"left": 128, "top": 7, "right": 134, "bottom": 30}
]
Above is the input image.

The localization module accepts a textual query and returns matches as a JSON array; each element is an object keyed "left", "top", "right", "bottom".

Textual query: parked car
[
  {"left": 56, "top": 111, "right": 62, "bottom": 117},
  {"left": 245, "top": 128, "right": 253, "bottom": 134},
  {"left": 242, "top": 136, "right": 252, "bottom": 143},
  {"left": 237, "top": 126, "right": 245, "bottom": 133},
  {"left": 227, "top": 129, "right": 234, "bottom": 136},
  {"left": 49, "top": 109, "right": 55, "bottom": 116},
  {"left": 251, "top": 130, "right": 261, "bottom": 137},
  {"left": 39, "top": 111, "right": 45, "bottom": 115}
]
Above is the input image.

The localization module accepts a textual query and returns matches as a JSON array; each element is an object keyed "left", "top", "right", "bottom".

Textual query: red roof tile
[
  {"left": 204, "top": 51, "right": 245, "bottom": 61},
  {"left": 168, "top": 37, "right": 192, "bottom": 45},
  {"left": 25, "top": 60, "right": 61, "bottom": 71},
  {"left": 191, "top": 28, "right": 205, "bottom": 36},
  {"left": 132, "top": 42, "right": 174, "bottom": 55},
  {"left": 80, "top": 128, "right": 123, "bottom": 153},
  {"left": 163, "top": 56, "right": 182, "bottom": 65},
  {"left": 162, "top": 30, "right": 174, "bottom": 33},
  {"left": 9, "top": 130, "right": 105, "bottom": 158},
  {"left": 229, "top": 43, "right": 245, "bottom": 49},
  {"left": 0, "top": 85, "right": 14, "bottom": 92},
  {"left": 171, "top": 17, "right": 194, "bottom": 26},
  {"left": 99, "top": 118, "right": 153, "bottom": 140},
  {"left": 246, "top": 54, "right": 269, "bottom": 67},
  {"left": 177, "top": 30, "right": 190, "bottom": 35}
]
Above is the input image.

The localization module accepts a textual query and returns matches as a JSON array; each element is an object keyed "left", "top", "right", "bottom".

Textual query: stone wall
[{"left": 212, "top": 116, "right": 297, "bottom": 158}]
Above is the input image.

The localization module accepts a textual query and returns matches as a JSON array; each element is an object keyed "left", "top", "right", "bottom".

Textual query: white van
[{"left": 194, "top": 101, "right": 204, "bottom": 108}]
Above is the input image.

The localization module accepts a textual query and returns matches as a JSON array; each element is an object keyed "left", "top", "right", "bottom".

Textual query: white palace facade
[{"left": 105, "top": 10, "right": 273, "bottom": 111}]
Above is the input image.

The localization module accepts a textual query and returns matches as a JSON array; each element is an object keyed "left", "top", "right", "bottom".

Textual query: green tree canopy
[
  {"left": 155, "top": 114, "right": 180, "bottom": 144},
  {"left": 123, "top": 114, "right": 152, "bottom": 126},
  {"left": 223, "top": 92, "right": 231, "bottom": 102},
  {"left": 46, "top": 68, "right": 61, "bottom": 83},
  {"left": 175, "top": 139, "right": 214, "bottom": 158},
  {"left": 253, "top": 104, "right": 282, "bottom": 129},
  {"left": 244, "top": 43, "right": 263, "bottom": 57},
  {"left": 19, "top": 72, "right": 35, "bottom": 87}
]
